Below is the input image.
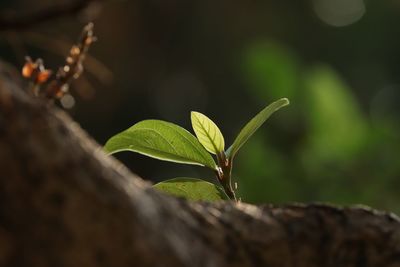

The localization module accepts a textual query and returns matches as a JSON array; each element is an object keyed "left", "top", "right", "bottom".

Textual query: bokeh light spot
[
  {"left": 313, "top": 0, "right": 366, "bottom": 27},
  {"left": 60, "top": 94, "right": 76, "bottom": 109}
]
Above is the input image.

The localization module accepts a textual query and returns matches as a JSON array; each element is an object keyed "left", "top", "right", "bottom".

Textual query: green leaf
[
  {"left": 227, "top": 98, "right": 289, "bottom": 159},
  {"left": 104, "top": 120, "right": 217, "bottom": 170},
  {"left": 191, "top": 111, "right": 225, "bottom": 154},
  {"left": 153, "top": 177, "right": 229, "bottom": 201}
]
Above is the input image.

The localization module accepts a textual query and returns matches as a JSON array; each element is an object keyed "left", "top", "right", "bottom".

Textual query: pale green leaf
[
  {"left": 104, "top": 120, "right": 217, "bottom": 170},
  {"left": 227, "top": 98, "right": 289, "bottom": 159},
  {"left": 153, "top": 177, "right": 229, "bottom": 201},
  {"left": 191, "top": 111, "right": 225, "bottom": 154}
]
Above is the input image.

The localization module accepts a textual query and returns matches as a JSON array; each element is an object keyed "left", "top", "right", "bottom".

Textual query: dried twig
[
  {"left": 45, "top": 23, "right": 96, "bottom": 99},
  {"left": 22, "top": 23, "right": 96, "bottom": 101},
  {"left": 0, "top": 0, "right": 102, "bottom": 32},
  {"left": 24, "top": 31, "right": 113, "bottom": 85}
]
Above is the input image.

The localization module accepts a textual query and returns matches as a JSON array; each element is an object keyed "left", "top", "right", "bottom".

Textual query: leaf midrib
[
  {"left": 195, "top": 115, "right": 220, "bottom": 153},
  {"left": 112, "top": 141, "right": 211, "bottom": 167},
  {"left": 127, "top": 123, "right": 215, "bottom": 169}
]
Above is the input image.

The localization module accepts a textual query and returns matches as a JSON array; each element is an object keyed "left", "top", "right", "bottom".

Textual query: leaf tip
[
  {"left": 280, "top": 97, "right": 290, "bottom": 106},
  {"left": 190, "top": 111, "right": 200, "bottom": 119}
]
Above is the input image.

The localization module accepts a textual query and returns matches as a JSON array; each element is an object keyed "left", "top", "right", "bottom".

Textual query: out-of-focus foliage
[
  {"left": 1, "top": 0, "right": 400, "bottom": 212},
  {"left": 237, "top": 39, "right": 400, "bottom": 212}
]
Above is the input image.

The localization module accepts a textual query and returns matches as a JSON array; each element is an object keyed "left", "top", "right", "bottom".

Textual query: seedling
[{"left": 105, "top": 98, "right": 289, "bottom": 201}]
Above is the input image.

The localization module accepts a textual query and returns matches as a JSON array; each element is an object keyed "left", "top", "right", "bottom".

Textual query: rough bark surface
[{"left": 1, "top": 75, "right": 400, "bottom": 267}]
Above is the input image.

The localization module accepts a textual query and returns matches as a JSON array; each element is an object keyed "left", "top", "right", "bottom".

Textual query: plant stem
[{"left": 216, "top": 152, "right": 237, "bottom": 201}]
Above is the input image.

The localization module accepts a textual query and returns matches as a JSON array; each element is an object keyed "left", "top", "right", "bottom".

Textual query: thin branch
[
  {"left": 24, "top": 31, "right": 113, "bottom": 85},
  {"left": 22, "top": 23, "right": 97, "bottom": 99},
  {"left": 0, "top": 0, "right": 102, "bottom": 32}
]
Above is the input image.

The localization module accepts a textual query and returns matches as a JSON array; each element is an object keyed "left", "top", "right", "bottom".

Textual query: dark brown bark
[{"left": 1, "top": 75, "right": 400, "bottom": 267}]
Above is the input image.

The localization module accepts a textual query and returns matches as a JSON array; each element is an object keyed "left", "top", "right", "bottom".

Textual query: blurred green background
[{"left": 1, "top": 0, "right": 400, "bottom": 212}]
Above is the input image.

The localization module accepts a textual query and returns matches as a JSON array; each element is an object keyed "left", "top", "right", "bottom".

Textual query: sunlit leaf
[
  {"left": 153, "top": 177, "right": 229, "bottom": 201},
  {"left": 191, "top": 111, "right": 225, "bottom": 154},
  {"left": 104, "top": 120, "right": 217, "bottom": 170},
  {"left": 227, "top": 98, "right": 289, "bottom": 159}
]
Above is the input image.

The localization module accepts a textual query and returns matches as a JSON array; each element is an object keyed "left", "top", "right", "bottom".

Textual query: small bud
[
  {"left": 66, "top": 56, "right": 74, "bottom": 64},
  {"left": 73, "top": 64, "right": 83, "bottom": 79},
  {"left": 54, "top": 84, "right": 69, "bottom": 99},
  {"left": 70, "top": 45, "right": 80, "bottom": 56},
  {"left": 22, "top": 57, "right": 35, "bottom": 78},
  {"left": 85, "top": 36, "right": 97, "bottom": 45},
  {"left": 36, "top": 69, "right": 52, "bottom": 84},
  {"left": 61, "top": 84, "right": 69, "bottom": 93}
]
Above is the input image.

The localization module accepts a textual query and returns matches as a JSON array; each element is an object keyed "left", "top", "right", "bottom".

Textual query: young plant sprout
[{"left": 104, "top": 98, "right": 289, "bottom": 202}]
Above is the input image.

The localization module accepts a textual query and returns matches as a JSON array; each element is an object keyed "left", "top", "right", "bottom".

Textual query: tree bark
[{"left": 0, "top": 75, "right": 400, "bottom": 267}]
